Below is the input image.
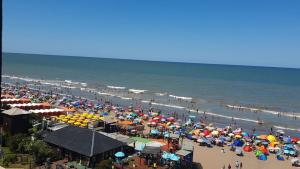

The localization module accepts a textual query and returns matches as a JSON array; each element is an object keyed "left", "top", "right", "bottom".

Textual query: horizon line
[{"left": 3, "top": 51, "right": 300, "bottom": 70}]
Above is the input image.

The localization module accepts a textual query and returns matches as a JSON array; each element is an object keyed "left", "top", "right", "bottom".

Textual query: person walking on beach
[
  {"left": 235, "top": 161, "right": 239, "bottom": 169},
  {"left": 239, "top": 162, "right": 243, "bottom": 169},
  {"left": 228, "top": 164, "right": 231, "bottom": 169}
]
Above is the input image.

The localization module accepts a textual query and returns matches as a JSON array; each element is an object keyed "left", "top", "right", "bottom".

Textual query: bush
[
  {"left": 2, "top": 153, "right": 17, "bottom": 166},
  {"left": 94, "top": 159, "right": 113, "bottom": 169},
  {"left": 31, "top": 140, "right": 57, "bottom": 164}
]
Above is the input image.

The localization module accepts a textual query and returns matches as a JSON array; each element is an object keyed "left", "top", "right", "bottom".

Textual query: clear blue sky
[{"left": 3, "top": 0, "right": 300, "bottom": 68}]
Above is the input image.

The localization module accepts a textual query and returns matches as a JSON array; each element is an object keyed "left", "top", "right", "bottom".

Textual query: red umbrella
[
  {"left": 243, "top": 145, "right": 253, "bottom": 152},
  {"left": 203, "top": 130, "right": 211, "bottom": 137},
  {"left": 292, "top": 137, "right": 300, "bottom": 143},
  {"left": 167, "top": 117, "right": 175, "bottom": 122}
]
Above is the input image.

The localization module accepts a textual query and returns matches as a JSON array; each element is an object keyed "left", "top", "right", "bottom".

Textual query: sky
[{"left": 3, "top": 0, "right": 300, "bottom": 68}]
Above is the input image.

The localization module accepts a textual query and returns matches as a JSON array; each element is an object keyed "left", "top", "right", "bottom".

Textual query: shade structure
[{"left": 115, "top": 152, "right": 125, "bottom": 158}]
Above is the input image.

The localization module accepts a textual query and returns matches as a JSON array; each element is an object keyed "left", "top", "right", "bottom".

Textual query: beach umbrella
[
  {"left": 276, "top": 155, "right": 285, "bottom": 161},
  {"left": 292, "top": 137, "right": 300, "bottom": 143},
  {"left": 243, "top": 145, "right": 253, "bottom": 152},
  {"left": 241, "top": 132, "right": 249, "bottom": 137},
  {"left": 228, "top": 133, "right": 234, "bottom": 137},
  {"left": 167, "top": 117, "right": 175, "bottom": 122},
  {"left": 235, "top": 135, "right": 242, "bottom": 139},
  {"left": 270, "top": 141, "right": 280, "bottom": 147},
  {"left": 259, "top": 146, "right": 269, "bottom": 154},
  {"left": 233, "top": 139, "right": 244, "bottom": 147},
  {"left": 162, "top": 152, "right": 170, "bottom": 160},
  {"left": 211, "top": 130, "right": 219, "bottom": 136},
  {"left": 267, "top": 135, "right": 276, "bottom": 143},
  {"left": 203, "top": 130, "right": 211, "bottom": 136},
  {"left": 169, "top": 154, "right": 180, "bottom": 161},
  {"left": 150, "top": 129, "right": 160, "bottom": 135},
  {"left": 115, "top": 152, "right": 125, "bottom": 158},
  {"left": 258, "top": 135, "right": 268, "bottom": 140},
  {"left": 283, "top": 136, "right": 292, "bottom": 144},
  {"left": 258, "top": 154, "right": 267, "bottom": 161},
  {"left": 255, "top": 150, "right": 263, "bottom": 157}
]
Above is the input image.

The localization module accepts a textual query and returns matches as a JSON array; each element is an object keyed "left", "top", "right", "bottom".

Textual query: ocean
[{"left": 2, "top": 52, "right": 300, "bottom": 136}]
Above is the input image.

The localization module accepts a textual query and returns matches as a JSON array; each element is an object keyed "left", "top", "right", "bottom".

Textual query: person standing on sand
[
  {"left": 235, "top": 161, "right": 239, "bottom": 169},
  {"left": 228, "top": 164, "right": 231, "bottom": 169},
  {"left": 239, "top": 162, "right": 242, "bottom": 169}
]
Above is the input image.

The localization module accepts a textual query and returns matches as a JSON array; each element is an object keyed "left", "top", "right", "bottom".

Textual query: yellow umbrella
[
  {"left": 80, "top": 123, "right": 87, "bottom": 127},
  {"left": 76, "top": 119, "right": 83, "bottom": 123},
  {"left": 267, "top": 135, "right": 276, "bottom": 143},
  {"left": 62, "top": 118, "right": 68, "bottom": 122},
  {"left": 68, "top": 120, "right": 75, "bottom": 124},
  {"left": 87, "top": 114, "right": 93, "bottom": 119},
  {"left": 235, "top": 135, "right": 242, "bottom": 139},
  {"left": 59, "top": 115, "right": 66, "bottom": 118},
  {"left": 83, "top": 119, "right": 89, "bottom": 123},
  {"left": 74, "top": 122, "right": 81, "bottom": 126},
  {"left": 99, "top": 117, "right": 105, "bottom": 121}
]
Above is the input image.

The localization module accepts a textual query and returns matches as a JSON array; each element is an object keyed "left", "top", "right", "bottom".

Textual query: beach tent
[{"left": 258, "top": 154, "right": 267, "bottom": 161}]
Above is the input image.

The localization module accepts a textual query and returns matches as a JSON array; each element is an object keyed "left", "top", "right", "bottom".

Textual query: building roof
[
  {"left": 2, "top": 108, "right": 30, "bottom": 116},
  {"left": 44, "top": 126, "right": 125, "bottom": 157}
]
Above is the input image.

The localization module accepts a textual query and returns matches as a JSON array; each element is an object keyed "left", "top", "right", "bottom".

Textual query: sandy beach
[{"left": 193, "top": 143, "right": 297, "bottom": 169}]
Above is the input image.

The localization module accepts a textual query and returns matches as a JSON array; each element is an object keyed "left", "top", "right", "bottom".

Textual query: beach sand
[{"left": 193, "top": 143, "right": 296, "bottom": 169}]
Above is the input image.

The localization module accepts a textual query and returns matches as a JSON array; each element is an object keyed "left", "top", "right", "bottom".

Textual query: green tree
[
  {"left": 7, "top": 134, "right": 28, "bottom": 152},
  {"left": 94, "top": 159, "right": 113, "bottom": 169},
  {"left": 31, "top": 140, "right": 57, "bottom": 164}
]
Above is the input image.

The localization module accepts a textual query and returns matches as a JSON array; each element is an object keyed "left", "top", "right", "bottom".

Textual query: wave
[
  {"left": 129, "top": 89, "right": 147, "bottom": 94},
  {"left": 150, "top": 102, "right": 185, "bottom": 109},
  {"left": 119, "top": 96, "right": 132, "bottom": 100},
  {"left": 107, "top": 85, "right": 126, "bottom": 90},
  {"left": 155, "top": 92, "right": 167, "bottom": 96},
  {"left": 169, "top": 94, "right": 192, "bottom": 100},
  {"left": 226, "top": 104, "right": 300, "bottom": 119}
]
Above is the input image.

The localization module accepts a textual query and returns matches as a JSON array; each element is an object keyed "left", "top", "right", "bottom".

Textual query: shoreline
[{"left": 2, "top": 75, "right": 300, "bottom": 136}]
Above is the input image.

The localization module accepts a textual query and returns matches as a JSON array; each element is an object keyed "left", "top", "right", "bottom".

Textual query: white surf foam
[
  {"left": 107, "top": 85, "right": 126, "bottom": 90},
  {"left": 169, "top": 95, "right": 193, "bottom": 100},
  {"left": 129, "top": 89, "right": 147, "bottom": 94},
  {"left": 226, "top": 104, "right": 300, "bottom": 119}
]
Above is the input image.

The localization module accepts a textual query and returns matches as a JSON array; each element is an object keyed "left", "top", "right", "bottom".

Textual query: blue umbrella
[
  {"left": 169, "top": 154, "right": 180, "bottom": 161},
  {"left": 258, "top": 154, "right": 267, "bottom": 161},
  {"left": 276, "top": 155, "right": 284, "bottom": 161},
  {"left": 115, "top": 152, "right": 125, "bottom": 158},
  {"left": 151, "top": 129, "right": 160, "bottom": 135},
  {"left": 162, "top": 152, "right": 170, "bottom": 159}
]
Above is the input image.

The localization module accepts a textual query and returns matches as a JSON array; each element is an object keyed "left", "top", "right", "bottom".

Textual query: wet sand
[{"left": 193, "top": 143, "right": 297, "bottom": 169}]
